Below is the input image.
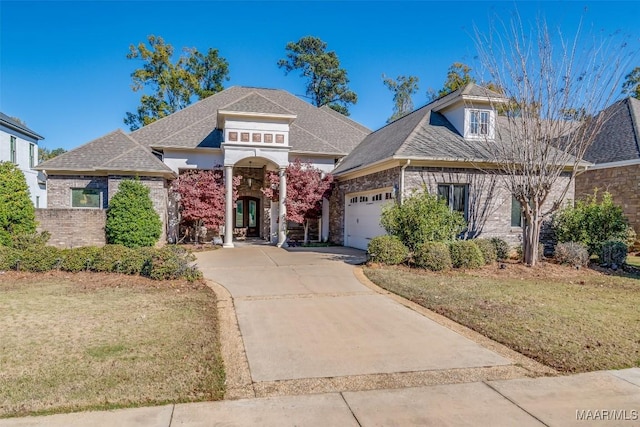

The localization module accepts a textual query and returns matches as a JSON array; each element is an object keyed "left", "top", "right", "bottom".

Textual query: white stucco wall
[
  {"left": 0, "top": 124, "right": 47, "bottom": 207},
  {"left": 291, "top": 155, "right": 337, "bottom": 174},
  {"left": 162, "top": 148, "right": 225, "bottom": 173}
]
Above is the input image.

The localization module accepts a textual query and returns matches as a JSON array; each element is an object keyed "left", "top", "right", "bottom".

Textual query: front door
[{"left": 235, "top": 196, "right": 260, "bottom": 237}]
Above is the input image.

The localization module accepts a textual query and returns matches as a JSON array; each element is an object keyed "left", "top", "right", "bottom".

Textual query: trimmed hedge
[
  {"left": 367, "top": 235, "right": 409, "bottom": 265},
  {"left": 413, "top": 242, "right": 452, "bottom": 271},
  {"left": 0, "top": 244, "right": 201, "bottom": 281},
  {"left": 474, "top": 239, "right": 497, "bottom": 264},
  {"left": 449, "top": 240, "right": 484, "bottom": 269},
  {"left": 490, "top": 237, "right": 510, "bottom": 261}
]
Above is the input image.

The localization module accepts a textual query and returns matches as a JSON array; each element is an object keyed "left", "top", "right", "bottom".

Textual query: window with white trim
[
  {"left": 469, "top": 109, "right": 490, "bottom": 136},
  {"left": 10, "top": 136, "right": 16, "bottom": 163},
  {"left": 29, "top": 144, "right": 35, "bottom": 167}
]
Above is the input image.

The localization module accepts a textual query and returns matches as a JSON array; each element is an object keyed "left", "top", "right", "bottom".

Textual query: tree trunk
[
  {"left": 522, "top": 218, "right": 542, "bottom": 267},
  {"left": 303, "top": 220, "right": 310, "bottom": 245}
]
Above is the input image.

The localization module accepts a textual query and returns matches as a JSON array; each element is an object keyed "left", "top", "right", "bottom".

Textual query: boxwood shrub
[
  {"left": 367, "top": 235, "right": 409, "bottom": 265},
  {"left": 598, "top": 240, "right": 628, "bottom": 266},
  {"left": 61, "top": 246, "right": 102, "bottom": 272},
  {"left": 474, "top": 239, "right": 497, "bottom": 264},
  {"left": 489, "top": 237, "right": 510, "bottom": 261},
  {"left": 449, "top": 240, "right": 484, "bottom": 269},
  {"left": 413, "top": 242, "right": 452, "bottom": 271}
]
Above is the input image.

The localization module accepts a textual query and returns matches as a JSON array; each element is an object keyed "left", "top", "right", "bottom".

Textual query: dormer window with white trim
[{"left": 470, "top": 110, "right": 489, "bottom": 135}]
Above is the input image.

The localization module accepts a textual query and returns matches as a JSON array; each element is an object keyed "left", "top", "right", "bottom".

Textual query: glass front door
[{"left": 235, "top": 197, "right": 260, "bottom": 237}]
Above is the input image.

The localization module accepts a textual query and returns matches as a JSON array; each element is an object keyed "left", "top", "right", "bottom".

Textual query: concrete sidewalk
[{"left": 2, "top": 369, "right": 638, "bottom": 426}]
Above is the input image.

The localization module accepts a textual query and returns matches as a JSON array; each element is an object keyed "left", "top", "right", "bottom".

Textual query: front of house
[
  {"left": 36, "top": 84, "right": 584, "bottom": 250},
  {"left": 36, "top": 87, "right": 369, "bottom": 248}
]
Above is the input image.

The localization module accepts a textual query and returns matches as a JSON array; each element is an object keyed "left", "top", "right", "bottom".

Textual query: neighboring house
[
  {"left": 329, "top": 84, "right": 576, "bottom": 250},
  {"left": 0, "top": 112, "right": 47, "bottom": 207},
  {"left": 576, "top": 96, "right": 640, "bottom": 241},
  {"left": 36, "top": 87, "right": 369, "bottom": 248}
]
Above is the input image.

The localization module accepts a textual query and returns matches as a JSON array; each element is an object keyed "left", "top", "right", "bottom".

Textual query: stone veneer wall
[
  {"left": 575, "top": 164, "right": 640, "bottom": 238},
  {"left": 36, "top": 209, "right": 106, "bottom": 248},
  {"left": 44, "top": 174, "right": 169, "bottom": 246},
  {"left": 329, "top": 167, "right": 401, "bottom": 244}
]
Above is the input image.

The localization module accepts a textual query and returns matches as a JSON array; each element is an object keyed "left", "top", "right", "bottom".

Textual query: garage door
[{"left": 344, "top": 191, "right": 390, "bottom": 250}]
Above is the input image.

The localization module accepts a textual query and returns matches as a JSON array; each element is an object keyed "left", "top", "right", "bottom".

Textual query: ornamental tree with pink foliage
[
  {"left": 172, "top": 169, "right": 241, "bottom": 242},
  {"left": 262, "top": 159, "right": 333, "bottom": 244}
]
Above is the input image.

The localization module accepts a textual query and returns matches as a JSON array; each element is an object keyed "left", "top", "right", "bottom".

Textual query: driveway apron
[{"left": 196, "top": 245, "right": 511, "bottom": 383}]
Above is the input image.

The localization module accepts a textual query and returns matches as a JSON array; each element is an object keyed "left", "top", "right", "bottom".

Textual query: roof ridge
[
  {"left": 253, "top": 89, "right": 298, "bottom": 115},
  {"left": 220, "top": 90, "right": 295, "bottom": 115},
  {"left": 396, "top": 109, "right": 439, "bottom": 156},
  {"left": 318, "top": 105, "right": 371, "bottom": 135},
  {"left": 625, "top": 97, "right": 640, "bottom": 158},
  {"left": 119, "top": 132, "right": 174, "bottom": 172},
  {"left": 36, "top": 129, "right": 124, "bottom": 169},
  {"left": 290, "top": 122, "right": 342, "bottom": 153}
]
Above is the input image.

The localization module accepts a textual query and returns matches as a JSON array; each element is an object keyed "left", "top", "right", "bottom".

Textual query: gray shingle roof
[
  {"left": 131, "top": 86, "right": 370, "bottom": 154},
  {"left": 583, "top": 97, "right": 640, "bottom": 164},
  {"left": 35, "top": 129, "right": 174, "bottom": 176},
  {"left": 0, "top": 112, "right": 44, "bottom": 140}
]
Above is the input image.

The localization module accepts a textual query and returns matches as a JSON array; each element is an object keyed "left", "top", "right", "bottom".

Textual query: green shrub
[
  {"left": 61, "top": 247, "right": 101, "bottom": 272},
  {"left": 105, "top": 179, "right": 162, "bottom": 248},
  {"left": 380, "top": 188, "right": 466, "bottom": 251},
  {"left": 144, "top": 246, "right": 201, "bottom": 281},
  {"left": 413, "top": 242, "right": 452, "bottom": 271},
  {"left": 0, "top": 162, "right": 36, "bottom": 246},
  {"left": 598, "top": 240, "right": 628, "bottom": 266},
  {"left": 474, "top": 239, "right": 497, "bottom": 264},
  {"left": 449, "top": 240, "right": 484, "bottom": 269},
  {"left": 16, "top": 246, "right": 61, "bottom": 272},
  {"left": 553, "top": 191, "right": 630, "bottom": 255},
  {"left": 9, "top": 231, "right": 50, "bottom": 250},
  {"left": 554, "top": 242, "right": 589, "bottom": 267},
  {"left": 367, "top": 235, "right": 409, "bottom": 265},
  {"left": 490, "top": 237, "right": 510, "bottom": 261},
  {"left": 0, "top": 246, "right": 20, "bottom": 270}
]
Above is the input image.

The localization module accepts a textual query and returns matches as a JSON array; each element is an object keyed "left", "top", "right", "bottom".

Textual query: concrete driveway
[{"left": 196, "top": 244, "right": 511, "bottom": 383}]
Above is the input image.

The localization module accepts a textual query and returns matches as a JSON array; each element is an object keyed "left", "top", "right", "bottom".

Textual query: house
[
  {"left": 1, "top": 113, "right": 47, "bottom": 207},
  {"left": 329, "top": 84, "right": 577, "bottom": 250},
  {"left": 35, "top": 87, "right": 369, "bottom": 248},
  {"left": 576, "top": 96, "right": 640, "bottom": 243}
]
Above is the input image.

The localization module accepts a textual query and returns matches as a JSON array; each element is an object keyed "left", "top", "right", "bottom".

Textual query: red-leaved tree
[
  {"left": 262, "top": 159, "right": 333, "bottom": 244},
  {"left": 172, "top": 169, "right": 241, "bottom": 242}
]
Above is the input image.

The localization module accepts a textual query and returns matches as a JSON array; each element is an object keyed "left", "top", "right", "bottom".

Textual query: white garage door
[{"left": 344, "top": 191, "right": 389, "bottom": 250}]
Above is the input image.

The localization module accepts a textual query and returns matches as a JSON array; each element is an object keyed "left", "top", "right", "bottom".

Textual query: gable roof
[
  {"left": 35, "top": 129, "right": 175, "bottom": 177},
  {"left": 130, "top": 86, "right": 370, "bottom": 154},
  {"left": 333, "top": 84, "right": 579, "bottom": 176},
  {"left": 583, "top": 97, "right": 640, "bottom": 164},
  {"left": 0, "top": 112, "right": 44, "bottom": 140}
]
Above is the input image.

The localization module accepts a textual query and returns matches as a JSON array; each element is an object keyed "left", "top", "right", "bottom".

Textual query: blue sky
[{"left": 1, "top": 1, "right": 638, "bottom": 151}]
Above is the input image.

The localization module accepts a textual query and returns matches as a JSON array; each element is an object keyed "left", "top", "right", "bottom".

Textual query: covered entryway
[
  {"left": 344, "top": 190, "right": 390, "bottom": 250},
  {"left": 235, "top": 196, "right": 260, "bottom": 237}
]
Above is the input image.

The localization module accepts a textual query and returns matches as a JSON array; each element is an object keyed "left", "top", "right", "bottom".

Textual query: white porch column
[
  {"left": 277, "top": 167, "right": 287, "bottom": 247},
  {"left": 223, "top": 165, "right": 234, "bottom": 248}
]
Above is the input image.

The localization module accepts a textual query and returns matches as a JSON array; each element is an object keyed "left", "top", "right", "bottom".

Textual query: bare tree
[{"left": 473, "top": 15, "right": 634, "bottom": 266}]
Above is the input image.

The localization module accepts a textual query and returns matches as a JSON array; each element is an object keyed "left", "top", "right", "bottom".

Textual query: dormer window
[{"left": 469, "top": 110, "right": 490, "bottom": 136}]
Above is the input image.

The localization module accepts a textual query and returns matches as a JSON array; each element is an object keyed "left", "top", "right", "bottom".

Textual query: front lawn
[
  {"left": 364, "top": 263, "right": 640, "bottom": 373},
  {"left": 627, "top": 253, "right": 640, "bottom": 267},
  {"left": 0, "top": 272, "right": 225, "bottom": 418}
]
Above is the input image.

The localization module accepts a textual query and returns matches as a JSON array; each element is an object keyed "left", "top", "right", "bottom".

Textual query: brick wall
[
  {"left": 576, "top": 164, "right": 640, "bottom": 237},
  {"left": 329, "top": 167, "right": 401, "bottom": 244},
  {"left": 44, "top": 174, "right": 170, "bottom": 246},
  {"left": 36, "top": 209, "right": 106, "bottom": 248},
  {"left": 331, "top": 166, "right": 574, "bottom": 248}
]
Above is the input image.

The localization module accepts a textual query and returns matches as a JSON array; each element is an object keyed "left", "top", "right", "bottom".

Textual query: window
[
  {"left": 511, "top": 196, "right": 524, "bottom": 227},
  {"left": 10, "top": 136, "right": 16, "bottom": 163},
  {"left": 235, "top": 200, "right": 243, "bottom": 227},
  {"left": 29, "top": 144, "right": 35, "bottom": 167},
  {"left": 349, "top": 196, "right": 358, "bottom": 204},
  {"left": 469, "top": 110, "right": 490, "bottom": 136},
  {"left": 437, "top": 184, "right": 468, "bottom": 219},
  {"left": 385, "top": 192, "right": 393, "bottom": 200},
  {"left": 372, "top": 194, "right": 382, "bottom": 202},
  {"left": 359, "top": 195, "right": 369, "bottom": 203},
  {"left": 71, "top": 189, "right": 101, "bottom": 208}
]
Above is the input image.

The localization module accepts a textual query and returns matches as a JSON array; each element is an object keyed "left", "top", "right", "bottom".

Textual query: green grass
[
  {"left": 627, "top": 254, "right": 640, "bottom": 267},
  {"left": 0, "top": 273, "right": 225, "bottom": 418},
  {"left": 364, "top": 265, "right": 640, "bottom": 373}
]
